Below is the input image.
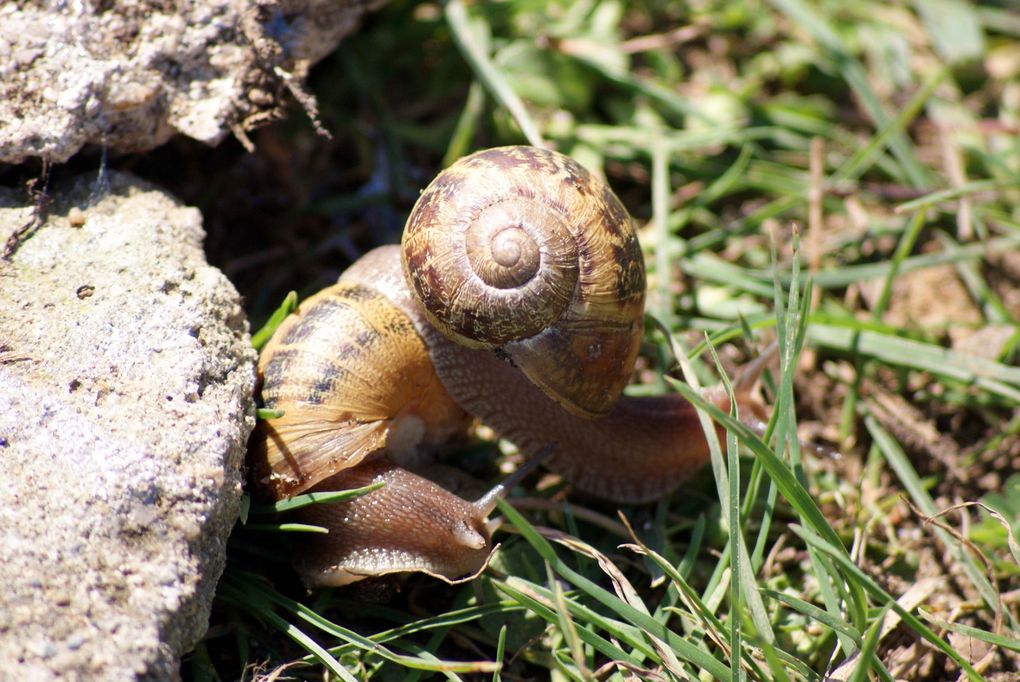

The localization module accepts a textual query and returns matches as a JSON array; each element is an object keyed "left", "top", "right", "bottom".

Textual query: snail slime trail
[{"left": 248, "top": 146, "right": 771, "bottom": 586}]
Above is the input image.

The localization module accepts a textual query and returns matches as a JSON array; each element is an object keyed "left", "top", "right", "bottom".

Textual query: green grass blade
[
  {"left": 228, "top": 572, "right": 499, "bottom": 674},
  {"left": 922, "top": 617, "right": 1020, "bottom": 654},
  {"left": 492, "top": 578, "right": 648, "bottom": 665},
  {"left": 251, "top": 291, "right": 298, "bottom": 351},
  {"left": 894, "top": 178, "right": 1014, "bottom": 214},
  {"left": 444, "top": 81, "right": 486, "bottom": 168},
  {"left": 445, "top": 0, "right": 544, "bottom": 147},
  {"left": 791, "top": 525, "right": 986, "bottom": 682},
  {"left": 626, "top": 535, "right": 815, "bottom": 680},
  {"left": 807, "top": 325, "right": 1020, "bottom": 403},
  {"left": 848, "top": 604, "right": 890, "bottom": 682},
  {"left": 250, "top": 481, "right": 386, "bottom": 514},
  {"left": 255, "top": 407, "right": 284, "bottom": 420},
  {"left": 767, "top": 0, "right": 930, "bottom": 187},
  {"left": 662, "top": 378, "right": 844, "bottom": 552},
  {"left": 492, "top": 624, "right": 506, "bottom": 682},
  {"left": 682, "top": 234, "right": 1020, "bottom": 292},
  {"left": 760, "top": 589, "right": 860, "bottom": 644},
  {"left": 834, "top": 69, "right": 945, "bottom": 185},
  {"left": 870, "top": 211, "right": 928, "bottom": 319},
  {"left": 218, "top": 580, "right": 356, "bottom": 681},
  {"left": 497, "top": 500, "right": 732, "bottom": 679},
  {"left": 324, "top": 601, "right": 526, "bottom": 655},
  {"left": 865, "top": 416, "right": 1018, "bottom": 631}
]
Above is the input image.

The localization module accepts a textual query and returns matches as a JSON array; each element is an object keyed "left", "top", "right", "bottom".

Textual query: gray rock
[
  {"left": 0, "top": 0, "right": 385, "bottom": 164},
  {"left": 0, "top": 171, "right": 257, "bottom": 679}
]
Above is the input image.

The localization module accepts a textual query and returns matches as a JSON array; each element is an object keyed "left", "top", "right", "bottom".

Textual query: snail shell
[
  {"left": 251, "top": 281, "right": 471, "bottom": 500},
  {"left": 401, "top": 146, "right": 646, "bottom": 418}
]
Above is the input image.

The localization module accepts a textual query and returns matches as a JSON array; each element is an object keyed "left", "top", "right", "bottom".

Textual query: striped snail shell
[
  {"left": 251, "top": 281, "right": 471, "bottom": 500},
  {"left": 401, "top": 146, "right": 647, "bottom": 418}
]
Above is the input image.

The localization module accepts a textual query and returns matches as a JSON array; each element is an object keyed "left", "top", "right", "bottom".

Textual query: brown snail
[{"left": 249, "top": 146, "right": 769, "bottom": 587}]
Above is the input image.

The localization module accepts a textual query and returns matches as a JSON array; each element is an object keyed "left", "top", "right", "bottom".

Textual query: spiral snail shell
[
  {"left": 402, "top": 146, "right": 646, "bottom": 418},
  {"left": 249, "top": 146, "right": 770, "bottom": 587}
]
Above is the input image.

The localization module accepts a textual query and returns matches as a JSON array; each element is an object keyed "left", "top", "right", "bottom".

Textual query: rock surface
[
  {"left": 0, "top": 0, "right": 385, "bottom": 164},
  {"left": 0, "top": 172, "right": 256, "bottom": 679}
]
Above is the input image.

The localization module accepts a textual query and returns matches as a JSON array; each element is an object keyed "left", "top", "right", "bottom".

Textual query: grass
[{"left": 188, "top": 0, "right": 1020, "bottom": 679}]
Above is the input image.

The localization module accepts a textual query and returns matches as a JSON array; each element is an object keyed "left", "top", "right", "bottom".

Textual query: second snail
[{"left": 249, "top": 145, "right": 770, "bottom": 587}]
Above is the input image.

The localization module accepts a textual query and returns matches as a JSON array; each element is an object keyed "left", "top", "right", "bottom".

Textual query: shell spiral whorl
[
  {"left": 402, "top": 148, "right": 582, "bottom": 347},
  {"left": 402, "top": 146, "right": 647, "bottom": 418}
]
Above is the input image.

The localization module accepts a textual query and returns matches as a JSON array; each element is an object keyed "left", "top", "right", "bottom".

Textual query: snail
[{"left": 249, "top": 146, "right": 770, "bottom": 587}]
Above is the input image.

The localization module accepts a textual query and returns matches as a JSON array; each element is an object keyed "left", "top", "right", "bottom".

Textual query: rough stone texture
[
  {"left": 0, "top": 172, "right": 257, "bottom": 679},
  {"left": 0, "top": 0, "right": 385, "bottom": 164}
]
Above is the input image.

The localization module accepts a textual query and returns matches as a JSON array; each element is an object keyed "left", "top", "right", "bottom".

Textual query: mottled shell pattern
[
  {"left": 250, "top": 281, "right": 471, "bottom": 500},
  {"left": 401, "top": 146, "right": 646, "bottom": 418}
]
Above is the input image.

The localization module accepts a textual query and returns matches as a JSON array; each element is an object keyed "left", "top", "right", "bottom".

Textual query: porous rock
[
  {"left": 0, "top": 171, "right": 256, "bottom": 679},
  {"left": 0, "top": 0, "right": 385, "bottom": 164}
]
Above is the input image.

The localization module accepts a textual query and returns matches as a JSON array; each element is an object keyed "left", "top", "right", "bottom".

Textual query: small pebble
[{"left": 68, "top": 207, "right": 86, "bottom": 227}]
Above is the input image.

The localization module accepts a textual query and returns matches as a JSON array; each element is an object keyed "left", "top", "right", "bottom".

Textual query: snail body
[
  {"left": 249, "top": 146, "right": 769, "bottom": 587},
  {"left": 293, "top": 459, "right": 494, "bottom": 586}
]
